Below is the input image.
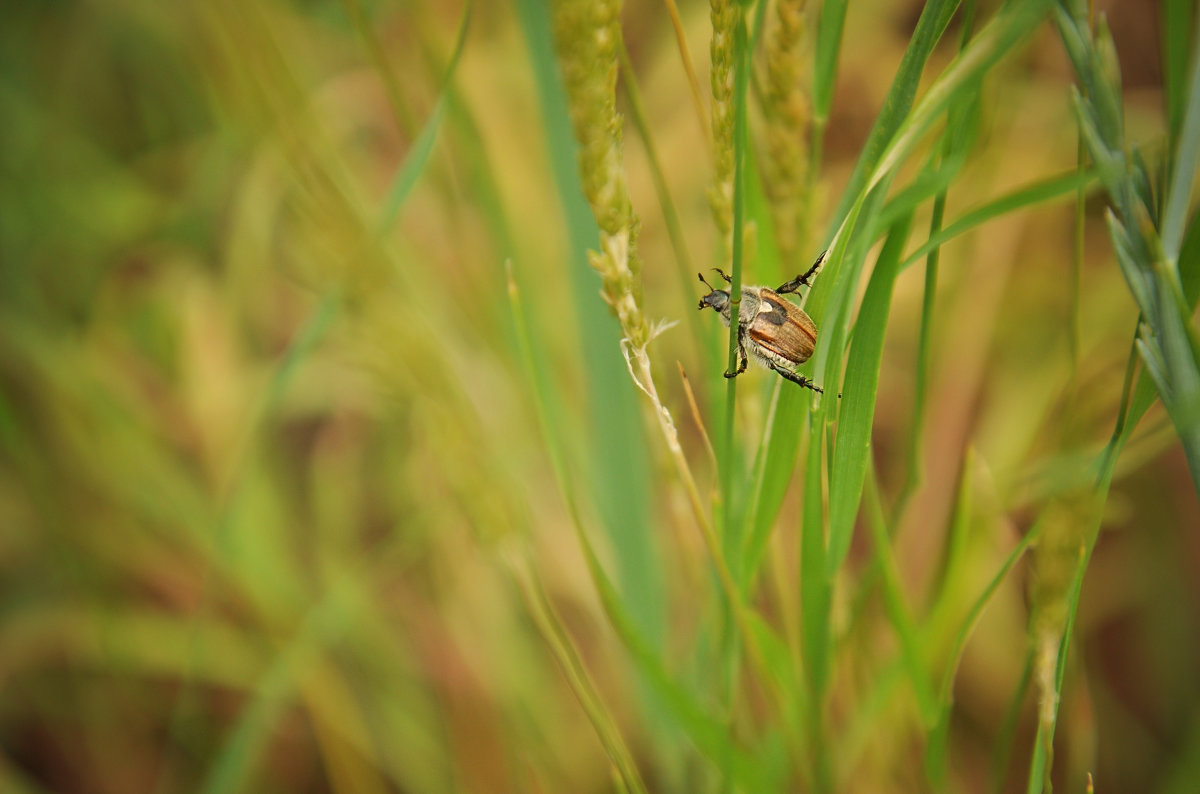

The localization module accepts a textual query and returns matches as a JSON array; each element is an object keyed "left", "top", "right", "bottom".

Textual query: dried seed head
[
  {"left": 553, "top": 0, "right": 647, "bottom": 346},
  {"left": 761, "top": 0, "right": 812, "bottom": 269},
  {"left": 709, "top": 0, "right": 737, "bottom": 263}
]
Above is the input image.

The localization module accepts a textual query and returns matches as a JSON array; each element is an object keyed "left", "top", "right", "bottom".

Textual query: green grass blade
[
  {"left": 869, "top": 144, "right": 969, "bottom": 240},
  {"left": 378, "top": 101, "right": 444, "bottom": 230},
  {"left": 812, "top": 0, "right": 847, "bottom": 126},
  {"left": 811, "top": 0, "right": 848, "bottom": 173},
  {"left": 514, "top": 0, "right": 661, "bottom": 643},
  {"left": 827, "top": 0, "right": 960, "bottom": 230},
  {"left": 202, "top": 598, "right": 343, "bottom": 794},
  {"left": 865, "top": 0, "right": 1052, "bottom": 205},
  {"left": 506, "top": 263, "right": 669, "bottom": 794},
  {"left": 1164, "top": 0, "right": 1195, "bottom": 145},
  {"left": 377, "top": 2, "right": 470, "bottom": 231},
  {"left": 928, "top": 508, "right": 1042, "bottom": 790},
  {"left": 923, "top": 448, "right": 975, "bottom": 788},
  {"left": 991, "top": 650, "right": 1035, "bottom": 794},
  {"left": 576, "top": 531, "right": 774, "bottom": 792},
  {"left": 789, "top": 2, "right": 1051, "bottom": 571},
  {"left": 863, "top": 462, "right": 938, "bottom": 724},
  {"left": 721, "top": 11, "right": 752, "bottom": 550},
  {"left": 514, "top": 563, "right": 649, "bottom": 794},
  {"left": 799, "top": 424, "right": 830, "bottom": 791},
  {"left": 901, "top": 169, "right": 1096, "bottom": 269},
  {"left": 826, "top": 216, "right": 911, "bottom": 575},
  {"left": 741, "top": 382, "right": 804, "bottom": 584},
  {"left": 1181, "top": 205, "right": 1200, "bottom": 302},
  {"left": 749, "top": 37, "right": 1001, "bottom": 555},
  {"left": 1161, "top": 7, "right": 1200, "bottom": 260}
]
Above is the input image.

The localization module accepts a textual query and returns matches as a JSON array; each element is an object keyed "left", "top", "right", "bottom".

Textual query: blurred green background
[{"left": 1, "top": 0, "right": 1199, "bottom": 792}]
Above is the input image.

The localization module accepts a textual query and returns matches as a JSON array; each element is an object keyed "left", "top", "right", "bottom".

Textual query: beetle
[{"left": 698, "top": 250, "right": 826, "bottom": 393}]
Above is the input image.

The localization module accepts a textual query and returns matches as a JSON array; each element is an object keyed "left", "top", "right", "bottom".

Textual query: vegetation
[{"left": 1, "top": 0, "right": 1198, "bottom": 791}]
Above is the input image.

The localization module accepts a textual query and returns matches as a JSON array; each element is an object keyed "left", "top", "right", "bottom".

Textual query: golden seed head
[{"left": 553, "top": 0, "right": 647, "bottom": 346}]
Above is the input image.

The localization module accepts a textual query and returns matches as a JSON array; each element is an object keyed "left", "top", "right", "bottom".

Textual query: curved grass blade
[
  {"left": 798, "top": 421, "right": 830, "bottom": 790},
  {"left": 811, "top": 0, "right": 848, "bottom": 172},
  {"left": 900, "top": 169, "right": 1097, "bottom": 270},
  {"left": 377, "top": 2, "right": 471, "bottom": 232},
  {"left": 201, "top": 597, "right": 345, "bottom": 794},
  {"left": 509, "top": 260, "right": 782, "bottom": 790},
  {"left": 926, "top": 507, "right": 1042, "bottom": 788},
  {"left": 825, "top": 216, "right": 911, "bottom": 574},
  {"left": 826, "top": 0, "right": 960, "bottom": 231},
  {"left": 511, "top": 560, "right": 649, "bottom": 794},
  {"left": 721, "top": 13, "right": 752, "bottom": 545},
  {"left": 514, "top": 0, "right": 661, "bottom": 644},
  {"left": 1164, "top": 0, "right": 1195, "bottom": 146},
  {"left": 752, "top": 0, "right": 1052, "bottom": 547},
  {"left": 1160, "top": 6, "right": 1200, "bottom": 260},
  {"left": 864, "top": 0, "right": 1052, "bottom": 207},
  {"left": 862, "top": 463, "right": 938, "bottom": 727}
]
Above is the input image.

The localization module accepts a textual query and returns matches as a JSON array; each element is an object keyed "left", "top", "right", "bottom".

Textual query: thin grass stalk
[
  {"left": 1024, "top": 352, "right": 1143, "bottom": 793},
  {"left": 799, "top": 420, "right": 830, "bottom": 792},
  {"left": 551, "top": 1, "right": 796, "bottom": 757},
  {"left": 992, "top": 650, "right": 1035, "bottom": 794},
  {"left": 896, "top": 193, "right": 942, "bottom": 516},
  {"left": 511, "top": 260, "right": 780, "bottom": 790},
  {"left": 900, "top": 169, "right": 1096, "bottom": 270},
  {"left": 661, "top": 0, "right": 709, "bottom": 144},
  {"left": 721, "top": 13, "right": 750, "bottom": 543},
  {"left": 1070, "top": 131, "right": 1086, "bottom": 381},
  {"left": 617, "top": 41, "right": 707, "bottom": 358},
  {"left": 714, "top": 19, "right": 751, "bottom": 761},
  {"left": 897, "top": 0, "right": 978, "bottom": 521},
  {"left": 551, "top": 0, "right": 711, "bottom": 532},
  {"left": 505, "top": 263, "right": 656, "bottom": 794},
  {"left": 863, "top": 462, "right": 937, "bottom": 725},
  {"left": 511, "top": 556, "right": 649, "bottom": 794},
  {"left": 778, "top": 2, "right": 1049, "bottom": 573},
  {"left": 811, "top": 0, "right": 848, "bottom": 193}
]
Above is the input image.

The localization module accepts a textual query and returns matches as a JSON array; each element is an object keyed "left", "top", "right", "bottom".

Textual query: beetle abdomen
[{"left": 749, "top": 291, "right": 817, "bottom": 365}]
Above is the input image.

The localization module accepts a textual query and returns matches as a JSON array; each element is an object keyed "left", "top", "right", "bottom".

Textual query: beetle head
[{"left": 697, "top": 272, "right": 731, "bottom": 313}]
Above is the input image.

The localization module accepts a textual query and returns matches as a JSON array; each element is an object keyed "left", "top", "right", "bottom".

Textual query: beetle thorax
[{"left": 736, "top": 289, "right": 764, "bottom": 323}]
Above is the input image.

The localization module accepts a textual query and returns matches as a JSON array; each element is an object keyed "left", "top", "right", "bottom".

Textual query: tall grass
[{"left": 1, "top": 0, "right": 1198, "bottom": 792}]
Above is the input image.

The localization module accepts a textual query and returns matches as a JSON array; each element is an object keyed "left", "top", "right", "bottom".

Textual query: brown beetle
[{"left": 698, "top": 251, "right": 826, "bottom": 393}]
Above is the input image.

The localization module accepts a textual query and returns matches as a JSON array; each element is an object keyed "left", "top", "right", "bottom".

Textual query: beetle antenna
[{"left": 697, "top": 272, "right": 716, "bottom": 291}]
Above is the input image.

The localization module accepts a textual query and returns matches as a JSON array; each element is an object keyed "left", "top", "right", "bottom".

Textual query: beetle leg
[
  {"left": 775, "top": 250, "right": 828, "bottom": 294},
  {"left": 724, "top": 327, "right": 750, "bottom": 378},
  {"left": 769, "top": 362, "right": 824, "bottom": 393},
  {"left": 712, "top": 267, "right": 732, "bottom": 283}
]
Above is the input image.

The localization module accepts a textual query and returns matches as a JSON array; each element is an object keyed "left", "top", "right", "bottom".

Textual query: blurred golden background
[{"left": 1, "top": 0, "right": 1198, "bottom": 792}]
